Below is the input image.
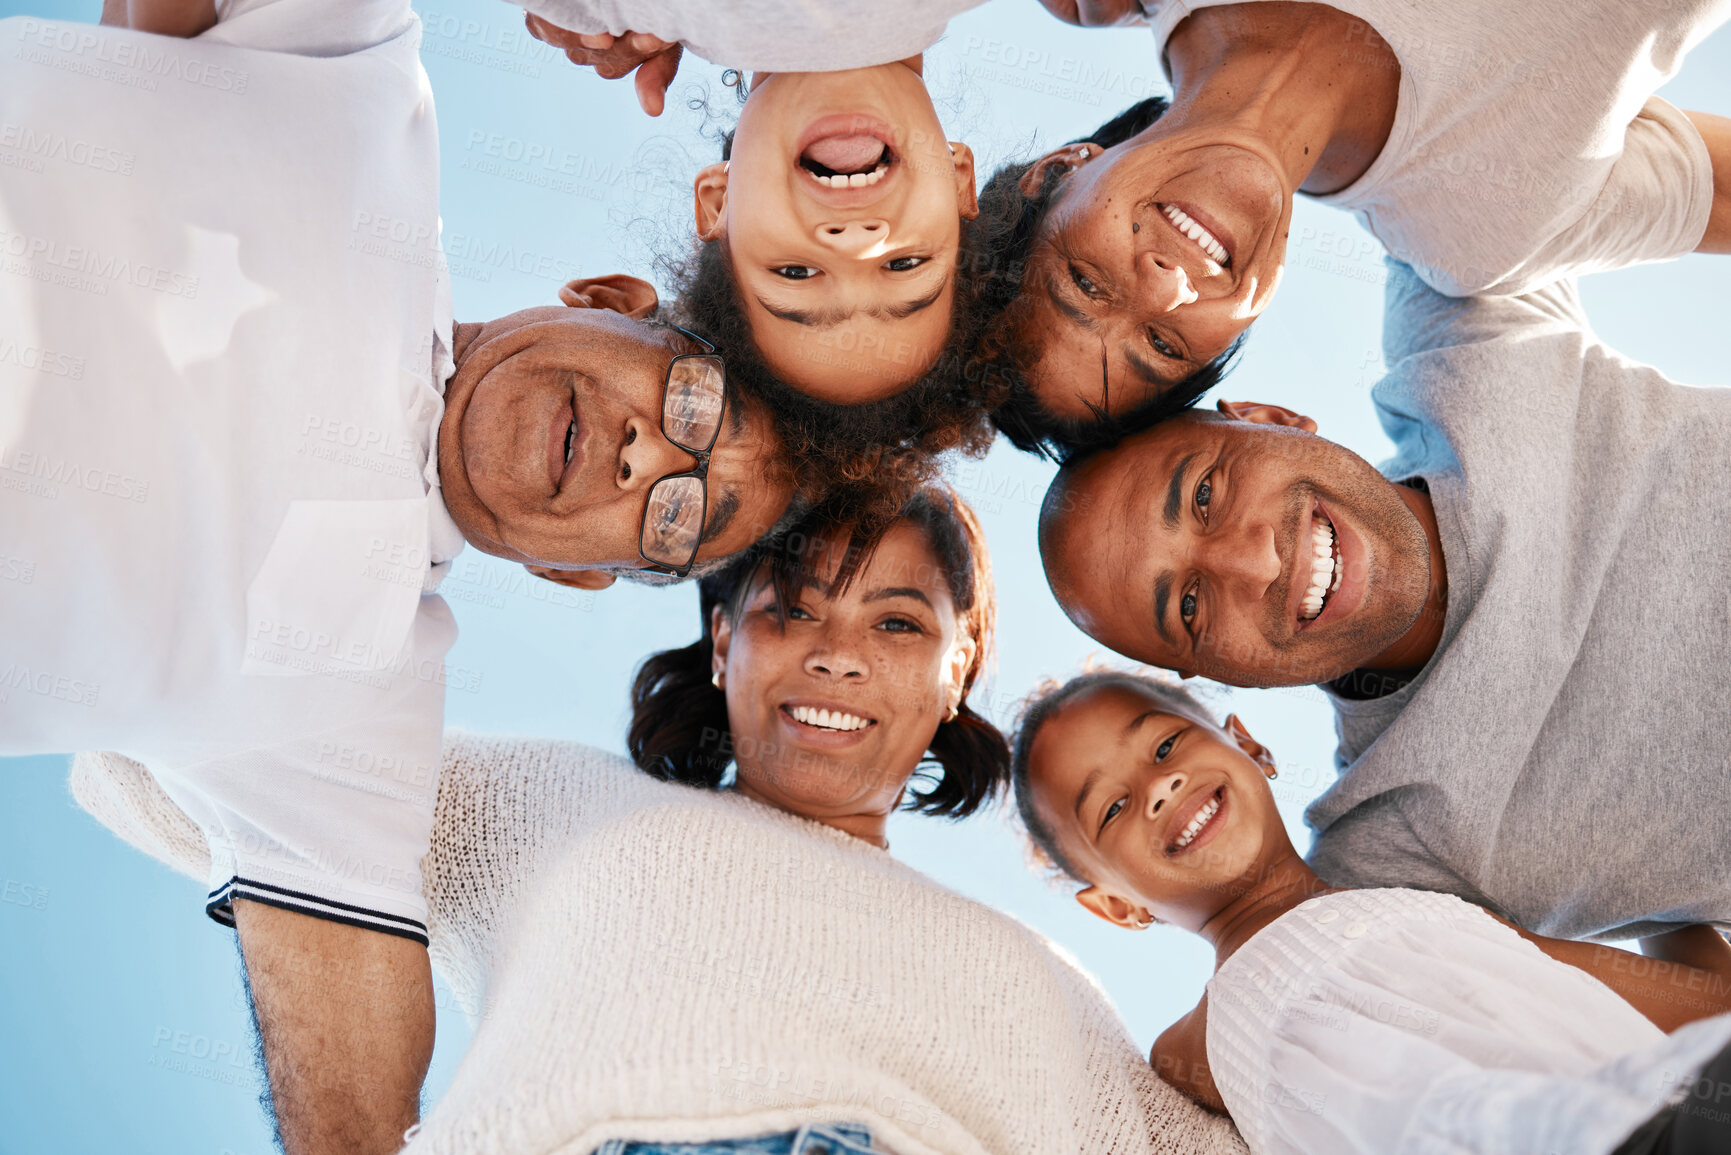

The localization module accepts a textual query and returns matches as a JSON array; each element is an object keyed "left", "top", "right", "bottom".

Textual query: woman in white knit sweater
[{"left": 75, "top": 486, "right": 1245, "bottom": 1155}]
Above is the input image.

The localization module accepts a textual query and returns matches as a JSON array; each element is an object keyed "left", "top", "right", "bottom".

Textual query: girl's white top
[
  {"left": 71, "top": 736, "right": 1247, "bottom": 1155},
  {"left": 1205, "top": 888, "right": 1731, "bottom": 1155}
]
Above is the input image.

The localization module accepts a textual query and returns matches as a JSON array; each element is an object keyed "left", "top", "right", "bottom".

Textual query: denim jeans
[{"left": 593, "top": 1122, "right": 875, "bottom": 1155}]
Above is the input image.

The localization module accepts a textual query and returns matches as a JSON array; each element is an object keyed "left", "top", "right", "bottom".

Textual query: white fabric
[
  {"left": 1141, "top": 0, "right": 1728, "bottom": 296},
  {"left": 1206, "top": 888, "right": 1731, "bottom": 1155},
  {"left": 509, "top": 0, "right": 986, "bottom": 72},
  {"left": 71, "top": 737, "right": 1250, "bottom": 1155},
  {"left": 0, "top": 3, "right": 461, "bottom": 934}
]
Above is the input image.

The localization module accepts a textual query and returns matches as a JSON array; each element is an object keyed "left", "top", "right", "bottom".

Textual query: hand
[
  {"left": 524, "top": 15, "right": 683, "bottom": 117},
  {"left": 1037, "top": 0, "right": 1147, "bottom": 27}
]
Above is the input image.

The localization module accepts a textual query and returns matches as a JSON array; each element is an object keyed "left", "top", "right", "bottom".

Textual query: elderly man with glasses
[{"left": 0, "top": 1, "right": 795, "bottom": 1152}]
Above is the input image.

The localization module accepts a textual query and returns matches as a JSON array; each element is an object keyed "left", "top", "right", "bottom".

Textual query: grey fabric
[{"left": 1305, "top": 261, "right": 1731, "bottom": 942}]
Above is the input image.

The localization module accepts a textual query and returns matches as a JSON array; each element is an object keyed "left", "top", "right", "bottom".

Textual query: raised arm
[
  {"left": 1685, "top": 110, "right": 1731, "bottom": 253},
  {"left": 1513, "top": 922, "right": 1731, "bottom": 1033},
  {"left": 235, "top": 901, "right": 434, "bottom": 1155}
]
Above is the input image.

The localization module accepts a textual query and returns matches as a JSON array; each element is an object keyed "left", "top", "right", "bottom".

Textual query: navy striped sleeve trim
[{"left": 206, "top": 877, "right": 429, "bottom": 946}]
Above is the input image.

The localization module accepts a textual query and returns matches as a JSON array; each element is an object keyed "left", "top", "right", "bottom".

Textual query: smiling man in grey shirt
[{"left": 1040, "top": 260, "right": 1731, "bottom": 944}]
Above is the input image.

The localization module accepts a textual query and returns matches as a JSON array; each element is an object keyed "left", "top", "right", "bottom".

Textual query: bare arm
[
  {"left": 1686, "top": 110, "right": 1731, "bottom": 254},
  {"left": 100, "top": 0, "right": 217, "bottom": 37},
  {"left": 1510, "top": 920, "right": 1731, "bottom": 1033},
  {"left": 234, "top": 900, "right": 434, "bottom": 1155},
  {"left": 1150, "top": 994, "right": 1228, "bottom": 1113}
]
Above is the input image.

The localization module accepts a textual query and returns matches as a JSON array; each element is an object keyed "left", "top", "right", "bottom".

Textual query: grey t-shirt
[
  {"left": 1140, "top": 0, "right": 1725, "bottom": 296},
  {"left": 1305, "top": 263, "right": 1731, "bottom": 942}
]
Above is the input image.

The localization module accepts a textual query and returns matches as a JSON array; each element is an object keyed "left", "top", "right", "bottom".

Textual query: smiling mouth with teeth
[
  {"left": 799, "top": 139, "right": 893, "bottom": 189},
  {"left": 1300, "top": 514, "right": 1343, "bottom": 622},
  {"left": 1169, "top": 786, "right": 1225, "bottom": 854},
  {"left": 1160, "top": 204, "right": 1230, "bottom": 267},
  {"left": 785, "top": 704, "right": 875, "bottom": 732}
]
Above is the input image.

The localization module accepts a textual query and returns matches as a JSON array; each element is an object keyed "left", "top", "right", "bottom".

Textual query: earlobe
[
  {"left": 1076, "top": 885, "right": 1152, "bottom": 931},
  {"left": 558, "top": 275, "right": 659, "bottom": 319},
  {"left": 710, "top": 604, "right": 733, "bottom": 677},
  {"left": 1216, "top": 399, "right": 1319, "bottom": 434},
  {"left": 525, "top": 565, "right": 617, "bottom": 591},
  {"left": 1223, "top": 713, "right": 1278, "bottom": 779},
  {"left": 694, "top": 162, "right": 728, "bottom": 242},
  {"left": 949, "top": 142, "right": 980, "bottom": 221},
  {"left": 1017, "top": 142, "right": 1098, "bottom": 197}
]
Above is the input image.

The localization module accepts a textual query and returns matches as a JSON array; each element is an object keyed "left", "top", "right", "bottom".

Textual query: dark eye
[
  {"left": 773, "top": 265, "right": 819, "bottom": 279},
  {"left": 1069, "top": 264, "right": 1102, "bottom": 298},
  {"left": 1195, "top": 472, "right": 1213, "bottom": 523},
  {"left": 1180, "top": 589, "right": 1197, "bottom": 624},
  {"left": 1151, "top": 331, "right": 1180, "bottom": 358},
  {"left": 879, "top": 616, "right": 919, "bottom": 633},
  {"left": 1155, "top": 736, "right": 1176, "bottom": 760},
  {"left": 786, "top": 604, "right": 814, "bottom": 620},
  {"left": 886, "top": 256, "right": 926, "bottom": 272},
  {"left": 1100, "top": 797, "right": 1125, "bottom": 830}
]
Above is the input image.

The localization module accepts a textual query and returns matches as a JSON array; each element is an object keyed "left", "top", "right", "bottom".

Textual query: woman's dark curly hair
[
  {"left": 663, "top": 132, "right": 1009, "bottom": 525},
  {"left": 628, "top": 483, "right": 1009, "bottom": 819},
  {"left": 1009, "top": 667, "right": 1215, "bottom": 881},
  {"left": 963, "top": 96, "right": 1247, "bottom": 463}
]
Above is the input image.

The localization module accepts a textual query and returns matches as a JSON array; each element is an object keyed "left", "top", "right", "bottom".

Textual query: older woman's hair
[
  {"left": 1009, "top": 667, "right": 1216, "bottom": 881},
  {"left": 628, "top": 484, "right": 1008, "bottom": 818},
  {"left": 661, "top": 133, "right": 1007, "bottom": 501},
  {"left": 963, "top": 97, "right": 1246, "bottom": 463}
]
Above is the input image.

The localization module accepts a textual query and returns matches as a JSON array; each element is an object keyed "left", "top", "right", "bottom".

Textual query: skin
[
  {"left": 694, "top": 62, "right": 980, "bottom": 404},
  {"left": 710, "top": 523, "right": 977, "bottom": 847},
  {"left": 1040, "top": 400, "right": 1446, "bottom": 688},
  {"left": 1009, "top": 3, "right": 1400, "bottom": 422},
  {"left": 1024, "top": 684, "right": 1731, "bottom": 1113},
  {"left": 440, "top": 276, "right": 795, "bottom": 591},
  {"left": 1684, "top": 111, "right": 1731, "bottom": 254},
  {"left": 233, "top": 901, "right": 433, "bottom": 1155}
]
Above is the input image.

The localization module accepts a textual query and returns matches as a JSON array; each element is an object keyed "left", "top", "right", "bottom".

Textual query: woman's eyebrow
[{"left": 862, "top": 585, "right": 933, "bottom": 607}]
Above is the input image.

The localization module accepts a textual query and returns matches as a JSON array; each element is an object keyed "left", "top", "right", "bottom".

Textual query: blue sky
[{"left": 2, "top": 1, "right": 1729, "bottom": 1151}]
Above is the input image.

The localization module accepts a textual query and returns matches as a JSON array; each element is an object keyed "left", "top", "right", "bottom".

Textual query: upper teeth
[
  {"left": 789, "top": 705, "right": 870, "bottom": 731},
  {"left": 805, "top": 161, "right": 889, "bottom": 189},
  {"left": 1173, "top": 795, "right": 1220, "bottom": 851},
  {"left": 1300, "top": 517, "right": 1340, "bottom": 622},
  {"left": 1161, "top": 204, "right": 1229, "bottom": 266}
]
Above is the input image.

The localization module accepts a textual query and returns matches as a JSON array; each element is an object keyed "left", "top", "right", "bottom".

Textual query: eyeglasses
[{"left": 638, "top": 328, "right": 728, "bottom": 578}]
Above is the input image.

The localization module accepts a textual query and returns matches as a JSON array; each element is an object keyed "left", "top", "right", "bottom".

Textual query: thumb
[{"left": 634, "top": 44, "right": 682, "bottom": 117}]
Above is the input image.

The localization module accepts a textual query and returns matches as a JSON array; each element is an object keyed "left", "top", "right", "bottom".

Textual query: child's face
[
  {"left": 694, "top": 62, "right": 979, "bottom": 404},
  {"left": 1026, "top": 684, "right": 1291, "bottom": 932}
]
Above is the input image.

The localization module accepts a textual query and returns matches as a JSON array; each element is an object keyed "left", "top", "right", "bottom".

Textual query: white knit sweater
[{"left": 71, "top": 736, "right": 1246, "bottom": 1155}]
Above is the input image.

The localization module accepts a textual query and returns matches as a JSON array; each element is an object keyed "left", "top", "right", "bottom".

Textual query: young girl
[{"left": 1012, "top": 668, "right": 1731, "bottom": 1155}]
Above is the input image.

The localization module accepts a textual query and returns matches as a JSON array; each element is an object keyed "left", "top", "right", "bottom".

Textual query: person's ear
[
  {"left": 1215, "top": 399, "right": 1318, "bottom": 433},
  {"left": 525, "top": 565, "right": 618, "bottom": 591},
  {"left": 948, "top": 141, "right": 980, "bottom": 221},
  {"left": 710, "top": 603, "right": 733, "bottom": 682},
  {"left": 1018, "top": 141, "right": 1100, "bottom": 197},
  {"left": 694, "top": 162, "right": 728, "bottom": 242},
  {"left": 558, "top": 275, "right": 658, "bottom": 319},
  {"left": 942, "top": 631, "right": 978, "bottom": 717},
  {"left": 1223, "top": 713, "right": 1278, "bottom": 780},
  {"left": 1076, "top": 885, "right": 1153, "bottom": 930}
]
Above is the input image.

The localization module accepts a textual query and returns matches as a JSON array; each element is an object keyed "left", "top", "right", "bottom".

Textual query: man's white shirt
[{"left": 0, "top": 0, "right": 460, "bottom": 940}]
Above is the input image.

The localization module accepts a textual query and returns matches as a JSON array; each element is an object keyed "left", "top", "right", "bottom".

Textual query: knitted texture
[{"left": 71, "top": 737, "right": 1247, "bottom": 1155}]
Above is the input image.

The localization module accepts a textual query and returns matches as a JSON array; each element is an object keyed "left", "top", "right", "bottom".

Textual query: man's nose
[
  {"left": 1134, "top": 251, "right": 1199, "bottom": 314},
  {"left": 1145, "top": 771, "right": 1187, "bottom": 820},
  {"left": 1208, "top": 519, "right": 1283, "bottom": 601},
  {"left": 618, "top": 416, "right": 695, "bottom": 489},
  {"left": 813, "top": 219, "right": 891, "bottom": 258}
]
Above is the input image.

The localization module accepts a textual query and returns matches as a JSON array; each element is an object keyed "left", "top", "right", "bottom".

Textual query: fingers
[{"left": 634, "top": 44, "right": 682, "bottom": 117}]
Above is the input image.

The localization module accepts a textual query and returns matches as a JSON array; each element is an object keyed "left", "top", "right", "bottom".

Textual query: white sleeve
[
  {"left": 1482, "top": 96, "right": 1715, "bottom": 296},
  {"left": 199, "top": 0, "right": 416, "bottom": 55},
  {"left": 1379, "top": 261, "right": 1590, "bottom": 365}
]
